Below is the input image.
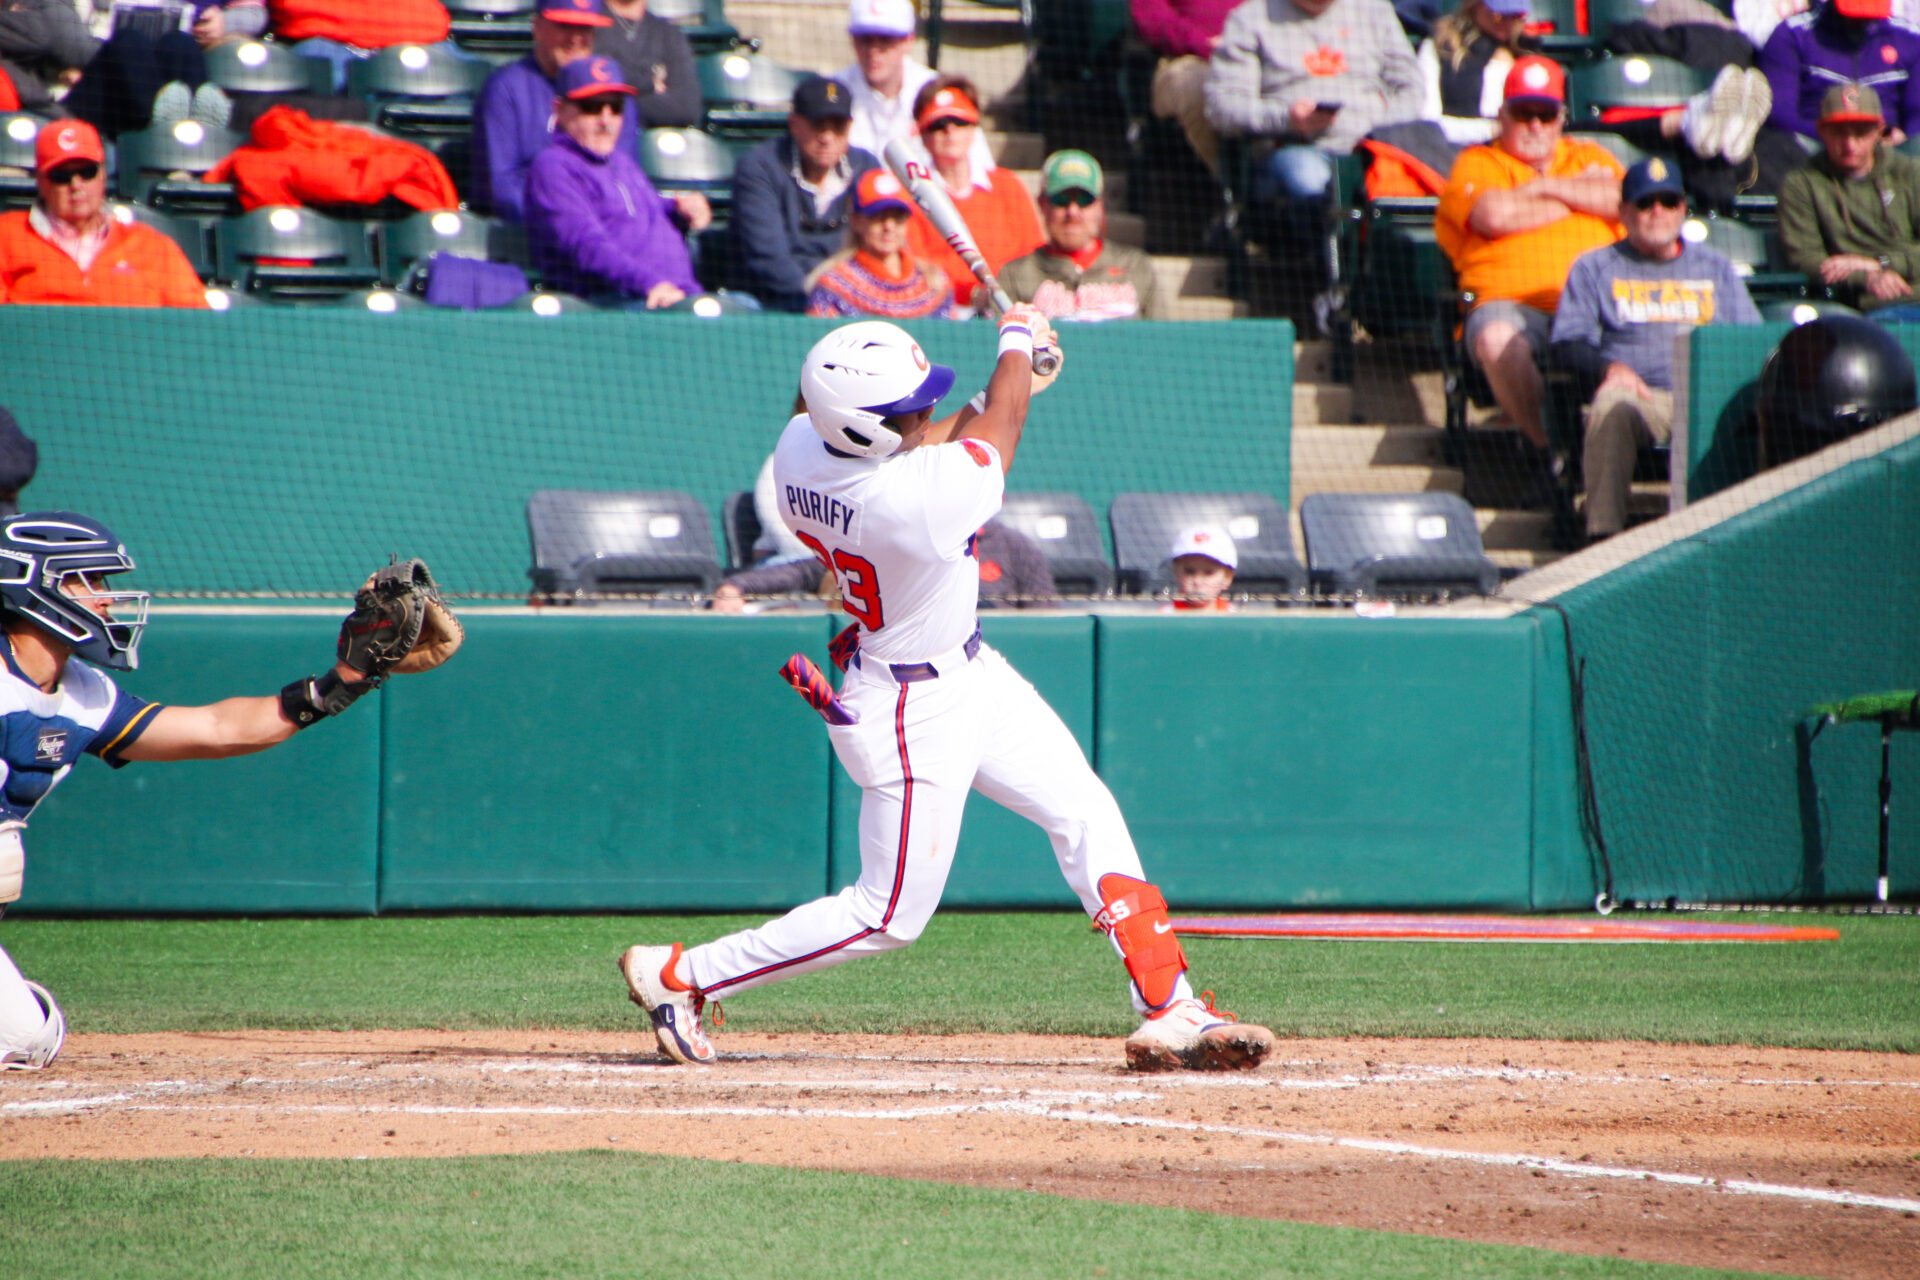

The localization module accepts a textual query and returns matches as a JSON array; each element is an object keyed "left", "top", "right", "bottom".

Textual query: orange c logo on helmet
[{"left": 910, "top": 343, "right": 928, "bottom": 371}]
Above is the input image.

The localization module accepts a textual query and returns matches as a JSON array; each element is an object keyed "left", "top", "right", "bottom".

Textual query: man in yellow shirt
[{"left": 1436, "top": 55, "right": 1623, "bottom": 453}]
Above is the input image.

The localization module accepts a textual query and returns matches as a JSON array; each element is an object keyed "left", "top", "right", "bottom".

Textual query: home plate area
[{"left": 3, "top": 1030, "right": 1917, "bottom": 1280}]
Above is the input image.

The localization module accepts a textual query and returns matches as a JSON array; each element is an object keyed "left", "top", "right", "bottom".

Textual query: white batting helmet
[
  {"left": 799, "top": 321, "right": 956, "bottom": 458},
  {"left": 0, "top": 980, "right": 65, "bottom": 1071}
]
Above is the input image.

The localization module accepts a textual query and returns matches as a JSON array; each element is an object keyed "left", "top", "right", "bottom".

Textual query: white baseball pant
[{"left": 683, "top": 638, "right": 1194, "bottom": 1014}]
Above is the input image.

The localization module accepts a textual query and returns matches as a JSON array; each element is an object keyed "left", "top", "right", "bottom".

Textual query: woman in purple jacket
[{"left": 524, "top": 54, "right": 709, "bottom": 307}]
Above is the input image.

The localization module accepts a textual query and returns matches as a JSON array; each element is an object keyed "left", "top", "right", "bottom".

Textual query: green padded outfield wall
[
  {"left": 0, "top": 311, "right": 1292, "bottom": 595},
  {"left": 1552, "top": 437, "right": 1920, "bottom": 904}
]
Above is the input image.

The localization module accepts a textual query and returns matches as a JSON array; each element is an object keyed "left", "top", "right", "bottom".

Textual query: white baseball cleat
[
  {"left": 1125, "top": 992, "right": 1274, "bottom": 1072},
  {"left": 619, "top": 943, "right": 715, "bottom": 1065},
  {"left": 0, "top": 980, "right": 66, "bottom": 1071}
]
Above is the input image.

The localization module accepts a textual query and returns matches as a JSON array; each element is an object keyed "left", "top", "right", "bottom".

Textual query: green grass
[
  {"left": 0, "top": 1151, "right": 1792, "bottom": 1280},
  {"left": 5, "top": 910, "right": 1917, "bottom": 1051}
]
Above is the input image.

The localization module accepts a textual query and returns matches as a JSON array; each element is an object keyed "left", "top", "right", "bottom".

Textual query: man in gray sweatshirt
[{"left": 1204, "top": 0, "right": 1422, "bottom": 211}]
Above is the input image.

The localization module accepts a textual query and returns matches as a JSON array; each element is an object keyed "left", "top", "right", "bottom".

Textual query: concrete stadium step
[
  {"left": 1166, "top": 295, "right": 1249, "bottom": 320},
  {"left": 1291, "top": 381, "right": 1353, "bottom": 425},
  {"left": 1292, "top": 424, "right": 1447, "bottom": 468},
  {"left": 1475, "top": 508, "right": 1556, "bottom": 551},
  {"left": 1289, "top": 465, "right": 1466, "bottom": 507},
  {"left": 987, "top": 131, "right": 1047, "bottom": 170},
  {"left": 1151, "top": 254, "right": 1228, "bottom": 302}
]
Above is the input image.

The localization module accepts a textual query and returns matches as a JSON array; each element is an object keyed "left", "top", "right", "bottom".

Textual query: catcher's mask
[{"left": 0, "top": 512, "right": 150, "bottom": 672}]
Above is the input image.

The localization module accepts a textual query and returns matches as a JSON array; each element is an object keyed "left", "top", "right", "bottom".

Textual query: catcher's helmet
[
  {"left": 1758, "top": 314, "right": 1918, "bottom": 467},
  {"left": 0, "top": 512, "right": 149, "bottom": 671},
  {"left": 799, "top": 321, "right": 956, "bottom": 458},
  {"left": 0, "top": 980, "right": 65, "bottom": 1071}
]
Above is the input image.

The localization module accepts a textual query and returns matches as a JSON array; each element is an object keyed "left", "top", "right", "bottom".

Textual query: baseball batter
[
  {"left": 622, "top": 310, "right": 1276, "bottom": 1072},
  {"left": 0, "top": 517, "right": 460, "bottom": 1071}
]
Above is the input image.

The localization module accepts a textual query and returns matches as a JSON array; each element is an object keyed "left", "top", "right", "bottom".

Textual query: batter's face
[
  {"left": 533, "top": 17, "right": 597, "bottom": 77},
  {"left": 1044, "top": 188, "right": 1102, "bottom": 254},
  {"left": 38, "top": 160, "right": 106, "bottom": 228},
  {"left": 1497, "top": 101, "right": 1563, "bottom": 169},
  {"left": 1172, "top": 555, "right": 1233, "bottom": 602},
  {"left": 885, "top": 407, "right": 935, "bottom": 452},
  {"left": 558, "top": 95, "right": 626, "bottom": 155}
]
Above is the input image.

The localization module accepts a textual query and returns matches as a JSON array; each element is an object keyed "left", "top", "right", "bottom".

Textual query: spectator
[
  {"left": 806, "top": 167, "right": 954, "bottom": 318},
  {"left": 1416, "top": 0, "right": 1531, "bottom": 146},
  {"left": 1204, "top": 0, "right": 1422, "bottom": 211},
  {"left": 525, "top": 55, "right": 708, "bottom": 308},
  {"left": 902, "top": 76, "right": 1043, "bottom": 310},
  {"left": 1778, "top": 83, "right": 1920, "bottom": 317},
  {"left": 0, "top": 119, "right": 206, "bottom": 307},
  {"left": 1000, "top": 150, "right": 1163, "bottom": 321},
  {"left": 1760, "top": 0, "right": 1920, "bottom": 144},
  {"left": 835, "top": 0, "right": 992, "bottom": 173},
  {"left": 0, "top": 407, "right": 36, "bottom": 517},
  {"left": 1551, "top": 158, "right": 1760, "bottom": 541},
  {"left": 1129, "top": 0, "right": 1239, "bottom": 174},
  {"left": 472, "top": 0, "right": 642, "bottom": 223},
  {"left": 712, "top": 517, "right": 1055, "bottom": 612},
  {"left": 1435, "top": 56, "right": 1623, "bottom": 453},
  {"left": 595, "top": 0, "right": 699, "bottom": 128},
  {"left": 271, "top": 0, "right": 465, "bottom": 96},
  {"left": 1162, "top": 525, "right": 1237, "bottom": 611},
  {"left": 731, "top": 74, "right": 879, "bottom": 312}
]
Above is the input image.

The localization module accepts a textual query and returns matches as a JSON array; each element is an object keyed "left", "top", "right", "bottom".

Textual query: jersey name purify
[
  {"left": 0, "top": 646, "right": 158, "bottom": 824},
  {"left": 772, "top": 413, "right": 1004, "bottom": 664}
]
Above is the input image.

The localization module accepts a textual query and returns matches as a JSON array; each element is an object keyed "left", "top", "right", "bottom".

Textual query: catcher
[{"left": 0, "top": 512, "right": 462, "bottom": 1071}]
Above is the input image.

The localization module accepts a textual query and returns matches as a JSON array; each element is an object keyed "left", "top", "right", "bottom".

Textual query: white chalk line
[{"left": 9, "top": 1081, "right": 1919, "bottom": 1217}]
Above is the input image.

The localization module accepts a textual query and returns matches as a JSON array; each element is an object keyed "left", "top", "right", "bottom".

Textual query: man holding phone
[{"left": 1204, "top": 0, "right": 1421, "bottom": 215}]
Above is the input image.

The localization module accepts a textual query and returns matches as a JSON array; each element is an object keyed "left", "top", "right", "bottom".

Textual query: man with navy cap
[
  {"left": 525, "top": 55, "right": 710, "bottom": 307},
  {"left": 472, "top": 0, "right": 643, "bottom": 222},
  {"left": 1551, "top": 157, "right": 1760, "bottom": 541},
  {"left": 731, "top": 74, "right": 880, "bottom": 311}
]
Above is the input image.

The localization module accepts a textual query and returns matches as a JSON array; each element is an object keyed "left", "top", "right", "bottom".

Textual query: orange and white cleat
[{"left": 1125, "top": 991, "right": 1274, "bottom": 1072}]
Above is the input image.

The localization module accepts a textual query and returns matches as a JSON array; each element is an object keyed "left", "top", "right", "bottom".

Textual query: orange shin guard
[{"left": 1093, "top": 874, "right": 1187, "bottom": 1009}]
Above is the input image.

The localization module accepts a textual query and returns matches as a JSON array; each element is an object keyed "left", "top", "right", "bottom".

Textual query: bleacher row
[{"left": 531, "top": 486, "right": 1503, "bottom": 603}]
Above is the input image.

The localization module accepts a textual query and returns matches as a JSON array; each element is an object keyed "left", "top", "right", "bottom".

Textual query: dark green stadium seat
[
  {"left": 697, "top": 51, "right": 803, "bottom": 139},
  {"left": 336, "top": 286, "right": 429, "bottom": 311},
  {"left": 114, "top": 122, "right": 241, "bottom": 214},
  {"left": 1300, "top": 492, "right": 1500, "bottom": 599},
  {"left": 215, "top": 206, "right": 381, "bottom": 301},
  {"left": 445, "top": 0, "right": 534, "bottom": 56},
  {"left": 347, "top": 44, "right": 490, "bottom": 137},
  {"left": 377, "top": 208, "right": 527, "bottom": 284},
  {"left": 1108, "top": 492, "right": 1305, "bottom": 598},
  {"left": 1567, "top": 56, "right": 1711, "bottom": 126},
  {"left": 0, "top": 113, "right": 46, "bottom": 211},
  {"left": 201, "top": 283, "right": 262, "bottom": 310},
  {"left": 1683, "top": 214, "right": 1805, "bottom": 305},
  {"left": 1568, "top": 130, "right": 1655, "bottom": 169},
  {"left": 113, "top": 203, "right": 214, "bottom": 279},
  {"left": 508, "top": 289, "right": 599, "bottom": 314},
  {"left": 526, "top": 489, "right": 723, "bottom": 600},
  {"left": 649, "top": 0, "right": 742, "bottom": 56},
  {"left": 1760, "top": 298, "right": 1859, "bottom": 324},
  {"left": 205, "top": 40, "right": 334, "bottom": 96},
  {"left": 639, "top": 127, "right": 737, "bottom": 208},
  {"left": 997, "top": 491, "right": 1113, "bottom": 597}
]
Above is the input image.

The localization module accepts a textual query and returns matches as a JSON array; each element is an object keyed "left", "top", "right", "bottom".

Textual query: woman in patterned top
[{"left": 805, "top": 167, "right": 955, "bottom": 319}]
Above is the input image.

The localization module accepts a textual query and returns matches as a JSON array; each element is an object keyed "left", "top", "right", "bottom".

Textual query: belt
[{"left": 856, "top": 626, "right": 982, "bottom": 684}]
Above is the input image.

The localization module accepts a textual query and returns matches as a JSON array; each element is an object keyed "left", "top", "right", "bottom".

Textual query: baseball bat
[{"left": 881, "top": 139, "right": 1061, "bottom": 377}]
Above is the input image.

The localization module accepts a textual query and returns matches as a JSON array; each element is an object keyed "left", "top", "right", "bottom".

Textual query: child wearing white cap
[{"left": 1162, "top": 525, "right": 1237, "bottom": 612}]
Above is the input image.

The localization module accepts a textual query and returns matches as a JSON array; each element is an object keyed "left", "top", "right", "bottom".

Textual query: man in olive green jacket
[
  {"left": 1779, "top": 82, "right": 1920, "bottom": 315},
  {"left": 999, "top": 151, "right": 1164, "bottom": 321}
]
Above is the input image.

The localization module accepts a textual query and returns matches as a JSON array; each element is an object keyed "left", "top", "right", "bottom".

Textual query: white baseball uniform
[{"left": 682, "top": 414, "right": 1197, "bottom": 1013}]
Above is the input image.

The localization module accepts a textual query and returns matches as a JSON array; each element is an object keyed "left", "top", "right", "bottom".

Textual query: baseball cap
[
  {"left": 556, "top": 55, "right": 635, "bottom": 98},
  {"left": 540, "top": 0, "right": 612, "bottom": 27},
  {"left": 1502, "top": 55, "right": 1566, "bottom": 109},
  {"left": 792, "top": 75, "right": 854, "bottom": 120},
  {"left": 35, "top": 119, "right": 104, "bottom": 172},
  {"left": 1621, "top": 156, "right": 1683, "bottom": 203},
  {"left": 1042, "top": 149, "right": 1103, "bottom": 199},
  {"left": 1832, "top": 0, "right": 1892, "bottom": 17},
  {"left": 1169, "top": 525, "right": 1238, "bottom": 569},
  {"left": 852, "top": 168, "right": 912, "bottom": 216},
  {"left": 1819, "top": 82, "right": 1885, "bottom": 124},
  {"left": 848, "top": 0, "right": 915, "bottom": 37},
  {"left": 1483, "top": 0, "right": 1531, "bottom": 13},
  {"left": 915, "top": 85, "right": 979, "bottom": 131}
]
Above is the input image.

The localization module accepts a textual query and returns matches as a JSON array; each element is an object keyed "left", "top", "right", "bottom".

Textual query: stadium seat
[
  {"left": 347, "top": 44, "right": 490, "bottom": 137},
  {"left": 996, "top": 491, "right": 1113, "bottom": 597},
  {"left": 639, "top": 128, "right": 737, "bottom": 211},
  {"left": 1681, "top": 214, "right": 1805, "bottom": 305},
  {"left": 697, "top": 50, "right": 803, "bottom": 139},
  {"left": 0, "top": 113, "right": 45, "bottom": 210},
  {"left": 927, "top": 0, "right": 1031, "bottom": 72},
  {"left": 507, "top": 289, "right": 598, "bottom": 314},
  {"left": 1299, "top": 492, "right": 1500, "bottom": 599},
  {"left": 205, "top": 40, "right": 334, "bottom": 96},
  {"left": 377, "top": 208, "right": 526, "bottom": 284},
  {"left": 1567, "top": 56, "right": 1711, "bottom": 127},
  {"left": 1761, "top": 298, "right": 1859, "bottom": 324},
  {"left": 1568, "top": 130, "right": 1654, "bottom": 169},
  {"left": 526, "top": 489, "right": 723, "bottom": 600},
  {"left": 113, "top": 203, "right": 213, "bottom": 279},
  {"left": 1108, "top": 492, "right": 1305, "bottom": 598},
  {"left": 215, "top": 206, "right": 381, "bottom": 301},
  {"left": 114, "top": 121, "right": 241, "bottom": 214},
  {"left": 336, "top": 286, "right": 428, "bottom": 311},
  {"left": 649, "top": 0, "right": 743, "bottom": 55},
  {"left": 445, "top": 0, "right": 534, "bottom": 57},
  {"left": 720, "top": 490, "right": 762, "bottom": 572}
]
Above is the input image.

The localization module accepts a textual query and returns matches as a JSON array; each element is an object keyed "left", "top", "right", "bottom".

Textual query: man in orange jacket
[{"left": 0, "top": 120, "right": 206, "bottom": 308}]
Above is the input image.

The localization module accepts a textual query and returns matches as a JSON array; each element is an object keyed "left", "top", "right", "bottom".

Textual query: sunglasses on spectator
[
  {"left": 1507, "top": 105, "right": 1559, "bottom": 124},
  {"left": 1634, "top": 194, "right": 1683, "bottom": 210},
  {"left": 44, "top": 162, "right": 100, "bottom": 185},
  {"left": 572, "top": 96, "right": 625, "bottom": 116},
  {"left": 923, "top": 117, "right": 972, "bottom": 133},
  {"left": 1048, "top": 190, "right": 1097, "bottom": 208}
]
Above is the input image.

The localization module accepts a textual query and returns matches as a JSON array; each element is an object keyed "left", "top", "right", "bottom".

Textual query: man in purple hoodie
[
  {"left": 1760, "top": 0, "right": 1920, "bottom": 144},
  {"left": 1132, "top": 0, "right": 1243, "bottom": 175},
  {"left": 526, "top": 55, "right": 709, "bottom": 307}
]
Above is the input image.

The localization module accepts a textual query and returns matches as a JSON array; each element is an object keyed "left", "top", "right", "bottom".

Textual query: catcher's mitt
[{"left": 337, "top": 558, "right": 464, "bottom": 680}]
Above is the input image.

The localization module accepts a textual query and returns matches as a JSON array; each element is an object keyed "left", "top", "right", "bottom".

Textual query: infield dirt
[{"left": 5, "top": 1031, "right": 1917, "bottom": 1279}]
